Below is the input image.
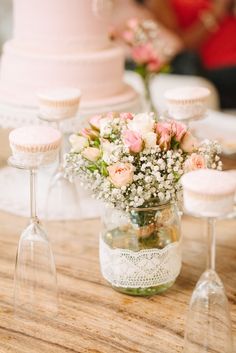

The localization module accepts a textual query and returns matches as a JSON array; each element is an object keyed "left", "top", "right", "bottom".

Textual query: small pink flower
[
  {"left": 184, "top": 154, "right": 206, "bottom": 172},
  {"left": 108, "top": 162, "right": 134, "bottom": 188},
  {"left": 89, "top": 115, "right": 103, "bottom": 130},
  {"left": 147, "top": 58, "right": 161, "bottom": 72},
  {"left": 127, "top": 18, "right": 139, "bottom": 30},
  {"left": 80, "top": 128, "right": 98, "bottom": 140},
  {"left": 123, "top": 30, "right": 134, "bottom": 44},
  {"left": 82, "top": 147, "right": 100, "bottom": 162},
  {"left": 180, "top": 131, "right": 199, "bottom": 153},
  {"left": 156, "top": 122, "right": 172, "bottom": 150},
  {"left": 120, "top": 112, "right": 134, "bottom": 121},
  {"left": 156, "top": 122, "right": 172, "bottom": 136},
  {"left": 171, "top": 121, "right": 187, "bottom": 142},
  {"left": 123, "top": 130, "right": 143, "bottom": 153},
  {"left": 131, "top": 43, "right": 157, "bottom": 65}
]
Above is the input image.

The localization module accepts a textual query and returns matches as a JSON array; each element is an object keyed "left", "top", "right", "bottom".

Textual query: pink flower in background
[
  {"left": 123, "top": 130, "right": 143, "bottom": 153},
  {"left": 147, "top": 57, "right": 161, "bottom": 72},
  {"left": 123, "top": 30, "right": 135, "bottom": 44},
  {"left": 127, "top": 18, "right": 139, "bottom": 30},
  {"left": 108, "top": 162, "right": 134, "bottom": 188},
  {"left": 120, "top": 112, "right": 134, "bottom": 120},
  {"left": 89, "top": 115, "right": 103, "bottom": 130},
  {"left": 180, "top": 131, "right": 199, "bottom": 153},
  {"left": 171, "top": 121, "right": 187, "bottom": 141},
  {"left": 131, "top": 43, "right": 158, "bottom": 66},
  {"left": 184, "top": 154, "right": 206, "bottom": 172}
]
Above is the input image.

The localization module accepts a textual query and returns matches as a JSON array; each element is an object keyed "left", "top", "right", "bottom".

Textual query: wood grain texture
[{"left": 0, "top": 209, "right": 235, "bottom": 353}]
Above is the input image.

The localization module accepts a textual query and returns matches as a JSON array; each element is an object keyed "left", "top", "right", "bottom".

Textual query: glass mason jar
[{"left": 100, "top": 201, "right": 181, "bottom": 296}]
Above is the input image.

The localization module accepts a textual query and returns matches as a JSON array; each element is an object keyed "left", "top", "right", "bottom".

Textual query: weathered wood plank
[{"left": 0, "top": 210, "right": 235, "bottom": 353}]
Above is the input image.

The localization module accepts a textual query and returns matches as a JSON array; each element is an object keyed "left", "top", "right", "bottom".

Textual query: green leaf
[
  {"left": 93, "top": 138, "right": 100, "bottom": 147},
  {"left": 98, "top": 160, "right": 109, "bottom": 177},
  {"left": 173, "top": 171, "right": 180, "bottom": 182},
  {"left": 171, "top": 139, "right": 180, "bottom": 149},
  {"left": 87, "top": 164, "right": 98, "bottom": 172}
]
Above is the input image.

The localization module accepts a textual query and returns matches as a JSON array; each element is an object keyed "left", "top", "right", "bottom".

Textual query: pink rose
[
  {"left": 171, "top": 121, "right": 187, "bottom": 142},
  {"left": 131, "top": 43, "right": 157, "bottom": 65},
  {"left": 108, "top": 162, "right": 134, "bottom": 188},
  {"left": 123, "top": 130, "right": 143, "bottom": 153},
  {"left": 156, "top": 122, "right": 172, "bottom": 136},
  {"left": 184, "top": 154, "right": 206, "bottom": 172},
  {"left": 89, "top": 115, "right": 103, "bottom": 130},
  {"left": 156, "top": 122, "right": 172, "bottom": 150},
  {"left": 180, "top": 131, "right": 199, "bottom": 153},
  {"left": 82, "top": 147, "right": 100, "bottom": 162},
  {"left": 120, "top": 112, "right": 134, "bottom": 120},
  {"left": 80, "top": 128, "right": 99, "bottom": 140}
]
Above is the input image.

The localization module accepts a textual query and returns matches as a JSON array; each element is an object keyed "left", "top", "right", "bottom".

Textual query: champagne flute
[{"left": 8, "top": 157, "right": 58, "bottom": 318}]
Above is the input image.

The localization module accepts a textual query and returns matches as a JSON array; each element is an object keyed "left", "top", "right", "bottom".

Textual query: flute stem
[
  {"left": 30, "top": 169, "right": 37, "bottom": 222},
  {"left": 207, "top": 218, "right": 216, "bottom": 271},
  {"left": 56, "top": 121, "right": 63, "bottom": 170}
]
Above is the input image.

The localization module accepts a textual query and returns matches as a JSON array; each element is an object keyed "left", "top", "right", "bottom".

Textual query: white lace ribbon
[{"left": 99, "top": 237, "right": 182, "bottom": 288}]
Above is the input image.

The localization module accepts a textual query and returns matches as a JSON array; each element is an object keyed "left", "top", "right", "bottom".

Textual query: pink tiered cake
[{"left": 0, "top": 0, "right": 139, "bottom": 113}]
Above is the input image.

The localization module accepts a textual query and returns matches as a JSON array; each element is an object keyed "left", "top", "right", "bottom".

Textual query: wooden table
[{"left": 0, "top": 210, "right": 235, "bottom": 353}]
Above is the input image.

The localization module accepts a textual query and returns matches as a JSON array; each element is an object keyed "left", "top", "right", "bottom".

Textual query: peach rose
[
  {"left": 180, "top": 131, "right": 199, "bottom": 153},
  {"left": 82, "top": 147, "right": 100, "bottom": 162},
  {"left": 184, "top": 154, "right": 206, "bottom": 172},
  {"left": 123, "top": 130, "right": 143, "bottom": 153},
  {"left": 171, "top": 121, "right": 187, "bottom": 142},
  {"left": 107, "top": 162, "right": 134, "bottom": 188}
]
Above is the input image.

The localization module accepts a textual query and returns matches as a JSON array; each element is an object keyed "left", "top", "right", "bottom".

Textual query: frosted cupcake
[
  {"left": 181, "top": 169, "right": 236, "bottom": 217},
  {"left": 9, "top": 126, "right": 62, "bottom": 167},
  {"left": 165, "top": 86, "right": 210, "bottom": 121},
  {"left": 38, "top": 88, "right": 81, "bottom": 121}
]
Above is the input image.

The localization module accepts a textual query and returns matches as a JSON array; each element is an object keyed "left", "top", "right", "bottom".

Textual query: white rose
[
  {"left": 69, "top": 134, "right": 89, "bottom": 153},
  {"left": 143, "top": 132, "right": 157, "bottom": 148},
  {"left": 82, "top": 147, "right": 100, "bottom": 162},
  {"left": 102, "top": 140, "right": 118, "bottom": 164},
  {"left": 128, "top": 113, "right": 155, "bottom": 137},
  {"left": 99, "top": 117, "right": 113, "bottom": 137}
]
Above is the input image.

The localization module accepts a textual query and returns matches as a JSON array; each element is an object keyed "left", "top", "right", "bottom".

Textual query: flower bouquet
[
  {"left": 123, "top": 19, "right": 176, "bottom": 113},
  {"left": 65, "top": 112, "right": 221, "bottom": 296}
]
